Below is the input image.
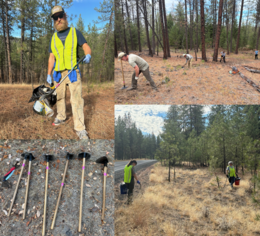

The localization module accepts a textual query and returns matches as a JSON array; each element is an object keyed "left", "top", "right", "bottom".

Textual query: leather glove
[
  {"left": 47, "top": 74, "right": 52, "bottom": 84},
  {"left": 135, "top": 76, "right": 139, "bottom": 80},
  {"left": 137, "top": 180, "right": 140, "bottom": 184},
  {"left": 83, "top": 54, "right": 91, "bottom": 64}
]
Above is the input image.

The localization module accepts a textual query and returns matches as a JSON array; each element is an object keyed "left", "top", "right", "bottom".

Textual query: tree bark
[
  {"left": 235, "top": 0, "right": 244, "bottom": 54},
  {"left": 136, "top": 0, "right": 142, "bottom": 52},
  {"left": 5, "top": 2, "right": 12, "bottom": 84},
  {"left": 185, "top": 0, "right": 189, "bottom": 53},
  {"left": 142, "top": 0, "right": 153, "bottom": 56},
  {"left": 125, "top": 0, "right": 134, "bottom": 50},
  {"left": 230, "top": 0, "right": 235, "bottom": 53},
  {"left": 162, "top": 0, "right": 170, "bottom": 57},
  {"left": 152, "top": 0, "right": 155, "bottom": 54},
  {"left": 213, "top": 0, "right": 223, "bottom": 61},
  {"left": 121, "top": 0, "right": 129, "bottom": 54},
  {"left": 200, "top": 0, "right": 207, "bottom": 60},
  {"left": 20, "top": 9, "right": 25, "bottom": 84},
  {"left": 225, "top": 0, "right": 229, "bottom": 55},
  {"left": 196, "top": 0, "right": 199, "bottom": 53},
  {"left": 256, "top": 27, "right": 260, "bottom": 50},
  {"left": 159, "top": 0, "right": 167, "bottom": 59}
]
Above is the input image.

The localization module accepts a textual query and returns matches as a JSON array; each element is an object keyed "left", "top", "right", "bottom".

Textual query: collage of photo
[{"left": 0, "top": 0, "right": 260, "bottom": 235}]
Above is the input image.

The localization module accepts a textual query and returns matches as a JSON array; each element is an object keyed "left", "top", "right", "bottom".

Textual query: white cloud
[{"left": 115, "top": 105, "right": 170, "bottom": 136}]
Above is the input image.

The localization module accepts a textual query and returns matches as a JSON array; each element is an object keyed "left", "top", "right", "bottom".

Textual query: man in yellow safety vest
[
  {"left": 124, "top": 160, "right": 140, "bottom": 204},
  {"left": 47, "top": 6, "right": 92, "bottom": 139},
  {"left": 226, "top": 161, "right": 237, "bottom": 189}
]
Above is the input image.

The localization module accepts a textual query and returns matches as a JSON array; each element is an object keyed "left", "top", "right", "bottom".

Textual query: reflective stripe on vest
[
  {"left": 228, "top": 166, "right": 236, "bottom": 177},
  {"left": 51, "top": 27, "right": 77, "bottom": 72},
  {"left": 124, "top": 165, "right": 133, "bottom": 184}
]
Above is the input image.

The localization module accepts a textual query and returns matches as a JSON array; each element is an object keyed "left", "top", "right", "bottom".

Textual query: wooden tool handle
[
  {"left": 102, "top": 166, "right": 107, "bottom": 221},
  {"left": 79, "top": 158, "right": 85, "bottom": 232},
  {"left": 51, "top": 160, "right": 69, "bottom": 230},
  {"left": 23, "top": 160, "right": 32, "bottom": 219},
  {"left": 42, "top": 163, "right": 49, "bottom": 236},
  {"left": 8, "top": 159, "right": 26, "bottom": 216}
]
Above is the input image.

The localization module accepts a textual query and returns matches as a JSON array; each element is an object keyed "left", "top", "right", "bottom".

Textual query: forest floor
[
  {"left": 0, "top": 82, "right": 114, "bottom": 139},
  {"left": 114, "top": 49, "right": 260, "bottom": 104},
  {"left": 114, "top": 163, "right": 260, "bottom": 236}
]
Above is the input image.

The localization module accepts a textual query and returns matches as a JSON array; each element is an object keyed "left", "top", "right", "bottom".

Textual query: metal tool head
[
  {"left": 78, "top": 152, "right": 91, "bottom": 160},
  {"left": 65, "top": 152, "right": 74, "bottom": 160},
  {"left": 120, "top": 85, "right": 128, "bottom": 90},
  {"left": 28, "top": 153, "right": 35, "bottom": 161},
  {"left": 96, "top": 156, "right": 109, "bottom": 167},
  {"left": 21, "top": 152, "right": 31, "bottom": 160},
  {"left": 43, "top": 154, "right": 54, "bottom": 162}
]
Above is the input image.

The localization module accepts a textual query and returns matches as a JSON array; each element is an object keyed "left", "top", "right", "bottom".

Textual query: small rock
[{"left": 3, "top": 210, "right": 7, "bottom": 215}]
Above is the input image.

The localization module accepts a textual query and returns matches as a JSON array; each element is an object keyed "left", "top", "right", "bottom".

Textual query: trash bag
[{"left": 29, "top": 85, "right": 56, "bottom": 117}]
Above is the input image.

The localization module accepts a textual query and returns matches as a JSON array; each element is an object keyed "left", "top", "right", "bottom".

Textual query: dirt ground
[
  {"left": 115, "top": 163, "right": 260, "bottom": 236},
  {"left": 115, "top": 49, "right": 260, "bottom": 104},
  {"left": 0, "top": 139, "right": 114, "bottom": 236},
  {"left": 0, "top": 82, "right": 114, "bottom": 140}
]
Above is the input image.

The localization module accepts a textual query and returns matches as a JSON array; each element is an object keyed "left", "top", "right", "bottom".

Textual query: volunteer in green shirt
[
  {"left": 124, "top": 160, "right": 140, "bottom": 204},
  {"left": 226, "top": 161, "right": 237, "bottom": 189}
]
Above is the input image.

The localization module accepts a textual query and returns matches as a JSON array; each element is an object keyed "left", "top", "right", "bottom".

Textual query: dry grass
[
  {"left": 115, "top": 49, "right": 260, "bottom": 105},
  {"left": 0, "top": 82, "right": 114, "bottom": 139},
  {"left": 115, "top": 164, "right": 260, "bottom": 236}
]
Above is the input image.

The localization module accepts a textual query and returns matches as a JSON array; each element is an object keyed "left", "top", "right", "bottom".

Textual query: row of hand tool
[{"left": 6, "top": 152, "right": 109, "bottom": 235}]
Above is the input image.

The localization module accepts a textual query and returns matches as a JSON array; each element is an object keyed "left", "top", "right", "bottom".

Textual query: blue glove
[
  {"left": 137, "top": 180, "right": 140, "bottom": 184},
  {"left": 47, "top": 74, "right": 52, "bottom": 84},
  {"left": 83, "top": 54, "right": 91, "bottom": 64}
]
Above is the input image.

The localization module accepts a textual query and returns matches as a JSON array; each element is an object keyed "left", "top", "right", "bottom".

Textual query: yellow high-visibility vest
[
  {"left": 227, "top": 166, "right": 236, "bottom": 177},
  {"left": 51, "top": 27, "right": 77, "bottom": 71},
  {"left": 124, "top": 165, "right": 133, "bottom": 183}
]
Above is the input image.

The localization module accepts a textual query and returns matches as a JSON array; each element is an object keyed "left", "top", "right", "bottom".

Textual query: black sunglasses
[{"left": 52, "top": 12, "right": 64, "bottom": 21}]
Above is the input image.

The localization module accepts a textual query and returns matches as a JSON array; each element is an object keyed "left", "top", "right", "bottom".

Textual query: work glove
[
  {"left": 83, "top": 54, "right": 91, "bottom": 64},
  {"left": 47, "top": 74, "right": 52, "bottom": 84},
  {"left": 137, "top": 180, "right": 140, "bottom": 184},
  {"left": 135, "top": 76, "right": 139, "bottom": 80}
]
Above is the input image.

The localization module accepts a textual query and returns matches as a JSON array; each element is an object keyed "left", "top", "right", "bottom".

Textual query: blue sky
[
  {"left": 12, "top": 0, "right": 107, "bottom": 37},
  {"left": 115, "top": 105, "right": 211, "bottom": 136}
]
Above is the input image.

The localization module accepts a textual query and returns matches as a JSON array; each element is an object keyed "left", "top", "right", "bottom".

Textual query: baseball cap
[{"left": 51, "top": 6, "right": 64, "bottom": 17}]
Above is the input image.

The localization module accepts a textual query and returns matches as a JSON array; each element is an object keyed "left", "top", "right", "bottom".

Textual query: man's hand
[
  {"left": 83, "top": 54, "right": 91, "bottom": 64},
  {"left": 137, "top": 180, "right": 140, "bottom": 184},
  {"left": 135, "top": 76, "right": 139, "bottom": 80},
  {"left": 47, "top": 74, "right": 52, "bottom": 84}
]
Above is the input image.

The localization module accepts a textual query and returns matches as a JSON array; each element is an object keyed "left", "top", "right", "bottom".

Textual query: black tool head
[
  {"left": 43, "top": 154, "right": 54, "bottom": 162},
  {"left": 28, "top": 153, "right": 35, "bottom": 161},
  {"left": 21, "top": 152, "right": 30, "bottom": 160},
  {"left": 65, "top": 152, "right": 74, "bottom": 160},
  {"left": 78, "top": 152, "right": 91, "bottom": 160},
  {"left": 96, "top": 156, "right": 109, "bottom": 167}
]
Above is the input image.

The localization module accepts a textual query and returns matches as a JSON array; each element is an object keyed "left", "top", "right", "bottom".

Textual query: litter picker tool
[
  {"left": 8, "top": 153, "right": 30, "bottom": 217},
  {"left": 96, "top": 156, "right": 109, "bottom": 221},
  {"left": 120, "top": 60, "right": 128, "bottom": 90},
  {"left": 39, "top": 56, "right": 85, "bottom": 102},
  {"left": 3, "top": 161, "right": 20, "bottom": 182},
  {"left": 51, "top": 152, "right": 74, "bottom": 230},
  {"left": 42, "top": 155, "right": 54, "bottom": 236},
  {"left": 78, "top": 152, "right": 91, "bottom": 232},
  {"left": 23, "top": 153, "right": 35, "bottom": 219}
]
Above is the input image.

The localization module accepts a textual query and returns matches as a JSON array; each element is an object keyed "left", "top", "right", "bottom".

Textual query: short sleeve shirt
[
  {"left": 48, "top": 27, "right": 87, "bottom": 60},
  {"left": 132, "top": 166, "right": 136, "bottom": 175},
  {"left": 186, "top": 54, "right": 193, "bottom": 61},
  {"left": 128, "top": 54, "right": 149, "bottom": 71},
  {"left": 256, "top": 50, "right": 258, "bottom": 54}
]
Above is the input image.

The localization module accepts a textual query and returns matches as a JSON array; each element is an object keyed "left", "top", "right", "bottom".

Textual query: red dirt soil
[
  {"left": 115, "top": 49, "right": 260, "bottom": 104},
  {"left": 0, "top": 83, "right": 114, "bottom": 139}
]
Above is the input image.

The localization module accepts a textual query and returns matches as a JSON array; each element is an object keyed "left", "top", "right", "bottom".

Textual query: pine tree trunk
[
  {"left": 20, "top": 12, "right": 24, "bottom": 84},
  {"left": 226, "top": 0, "right": 229, "bottom": 55},
  {"left": 256, "top": 27, "right": 260, "bottom": 50},
  {"left": 125, "top": 0, "right": 134, "bottom": 50},
  {"left": 230, "top": 0, "right": 235, "bottom": 52},
  {"left": 142, "top": 0, "right": 153, "bottom": 56},
  {"left": 121, "top": 0, "right": 129, "bottom": 54},
  {"left": 213, "top": 0, "right": 223, "bottom": 61},
  {"left": 189, "top": 0, "right": 193, "bottom": 50},
  {"left": 235, "top": 0, "right": 244, "bottom": 54},
  {"left": 200, "top": 0, "right": 207, "bottom": 60},
  {"left": 185, "top": 0, "right": 189, "bottom": 53},
  {"left": 136, "top": 0, "right": 142, "bottom": 52},
  {"left": 159, "top": 0, "right": 167, "bottom": 59},
  {"left": 162, "top": 0, "right": 171, "bottom": 57},
  {"left": 196, "top": 0, "right": 199, "bottom": 53},
  {"left": 152, "top": 0, "right": 155, "bottom": 54},
  {"left": 5, "top": 3, "right": 12, "bottom": 84}
]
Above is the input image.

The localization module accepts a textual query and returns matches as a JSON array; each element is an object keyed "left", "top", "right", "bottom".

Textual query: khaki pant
[
  {"left": 188, "top": 59, "right": 193, "bottom": 68},
  {"left": 132, "top": 67, "right": 157, "bottom": 89},
  {"left": 54, "top": 69, "right": 85, "bottom": 132}
]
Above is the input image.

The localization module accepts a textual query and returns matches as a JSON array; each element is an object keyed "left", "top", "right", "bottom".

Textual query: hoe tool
[
  {"left": 8, "top": 153, "right": 30, "bottom": 217},
  {"left": 51, "top": 152, "right": 74, "bottom": 230},
  {"left": 96, "top": 156, "right": 109, "bottom": 221},
  {"left": 78, "top": 152, "right": 91, "bottom": 232},
  {"left": 120, "top": 60, "right": 128, "bottom": 90},
  {"left": 23, "top": 153, "right": 35, "bottom": 220},
  {"left": 42, "top": 154, "right": 54, "bottom": 236},
  {"left": 39, "top": 56, "right": 85, "bottom": 102}
]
